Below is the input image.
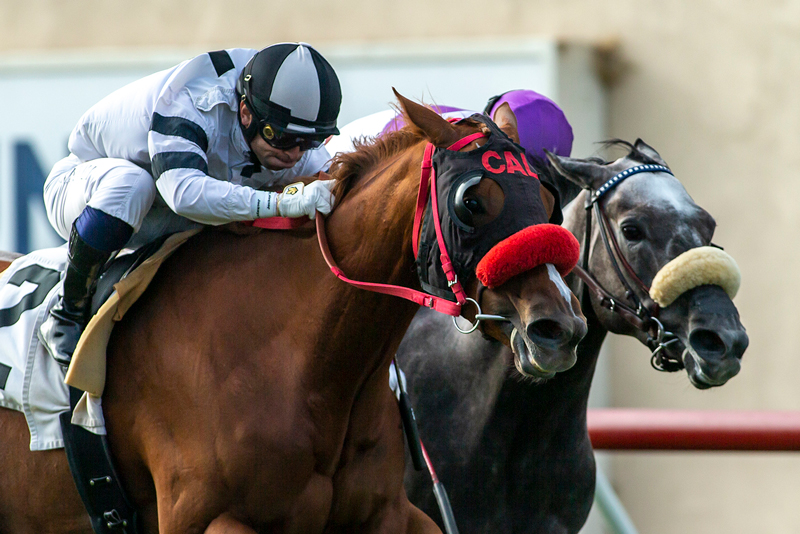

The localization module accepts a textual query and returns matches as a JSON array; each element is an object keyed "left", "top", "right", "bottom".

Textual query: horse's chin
[
  {"left": 681, "top": 348, "right": 739, "bottom": 389},
  {"left": 510, "top": 328, "right": 556, "bottom": 380}
]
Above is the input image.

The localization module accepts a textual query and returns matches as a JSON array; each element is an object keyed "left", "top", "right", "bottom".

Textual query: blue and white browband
[{"left": 590, "top": 164, "right": 673, "bottom": 204}]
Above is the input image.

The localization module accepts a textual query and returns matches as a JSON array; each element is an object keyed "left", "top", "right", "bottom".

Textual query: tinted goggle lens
[{"left": 260, "top": 123, "right": 326, "bottom": 151}]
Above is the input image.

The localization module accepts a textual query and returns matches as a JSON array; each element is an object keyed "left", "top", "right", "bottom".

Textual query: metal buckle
[
  {"left": 453, "top": 297, "right": 481, "bottom": 334},
  {"left": 647, "top": 318, "right": 682, "bottom": 372},
  {"left": 452, "top": 297, "right": 510, "bottom": 334}
]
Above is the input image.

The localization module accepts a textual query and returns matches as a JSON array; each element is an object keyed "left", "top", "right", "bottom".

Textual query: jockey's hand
[{"left": 277, "top": 179, "right": 336, "bottom": 218}]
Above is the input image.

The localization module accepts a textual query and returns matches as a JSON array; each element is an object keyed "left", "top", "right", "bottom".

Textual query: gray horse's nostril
[
  {"left": 688, "top": 328, "right": 726, "bottom": 357},
  {"left": 527, "top": 319, "right": 569, "bottom": 347}
]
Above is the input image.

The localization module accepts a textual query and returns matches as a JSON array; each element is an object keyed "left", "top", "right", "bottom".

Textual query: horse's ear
[
  {"left": 545, "top": 150, "right": 608, "bottom": 190},
  {"left": 491, "top": 102, "right": 520, "bottom": 144},
  {"left": 393, "top": 88, "right": 460, "bottom": 148},
  {"left": 633, "top": 139, "right": 668, "bottom": 166}
]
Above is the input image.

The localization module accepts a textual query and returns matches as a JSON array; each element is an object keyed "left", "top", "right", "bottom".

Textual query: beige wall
[{"left": 3, "top": 1, "right": 799, "bottom": 532}]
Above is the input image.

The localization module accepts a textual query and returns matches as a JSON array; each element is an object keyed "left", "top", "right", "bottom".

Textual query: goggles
[{"left": 258, "top": 123, "right": 327, "bottom": 151}]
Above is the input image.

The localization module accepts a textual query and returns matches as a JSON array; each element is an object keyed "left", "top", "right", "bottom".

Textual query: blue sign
[{"left": 13, "top": 141, "right": 65, "bottom": 253}]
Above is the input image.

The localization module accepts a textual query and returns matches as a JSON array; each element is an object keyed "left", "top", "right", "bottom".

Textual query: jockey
[{"left": 40, "top": 43, "right": 342, "bottom": 368}]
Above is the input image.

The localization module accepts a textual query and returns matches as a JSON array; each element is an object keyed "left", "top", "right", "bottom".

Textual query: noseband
[{"left": 571, "top": 164, "right": 684, "bottom": 372}]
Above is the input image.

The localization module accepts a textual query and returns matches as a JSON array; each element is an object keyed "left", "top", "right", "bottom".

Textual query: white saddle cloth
[
  {"left": 0, "top": 246, "right": 104, "bottom": 450},
  {"left": 0, "top": 229, "right": 200, "bottom": 451}
]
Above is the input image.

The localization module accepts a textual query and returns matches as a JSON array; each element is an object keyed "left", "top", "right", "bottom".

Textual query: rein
[
  {"left": 256, "top": 130, "right": 489, "bottom": 319},
  {"left": 575, "top": 164, "right": 683, "bottom": 372}
]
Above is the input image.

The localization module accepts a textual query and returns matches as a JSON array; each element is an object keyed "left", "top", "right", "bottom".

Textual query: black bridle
[{"left": 571, "top": 164, "right": 684, "bottom": 372}]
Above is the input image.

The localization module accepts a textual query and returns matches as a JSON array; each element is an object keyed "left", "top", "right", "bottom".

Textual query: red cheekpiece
[{"left": 476, "top": 224, "right": 580, "bottom": 288}]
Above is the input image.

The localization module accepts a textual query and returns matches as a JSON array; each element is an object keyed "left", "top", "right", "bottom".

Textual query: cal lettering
[
  {"left": 505, "top": 152, "right": 526, "bottom": 175},
  {"left": 482, "top": 151, "right": 505, "bottom": 173},
  {"left": 522, "top": 153, "right": 539, "bottom": 179}
]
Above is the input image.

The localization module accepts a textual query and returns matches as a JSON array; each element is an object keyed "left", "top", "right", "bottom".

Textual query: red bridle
[{"left": 251, "top": 131, "right": 486, "bottom": 317}]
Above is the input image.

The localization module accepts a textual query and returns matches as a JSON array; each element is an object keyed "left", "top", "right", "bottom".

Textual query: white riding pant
[{"left": 43, "top": 154, "right": 202, "bottom": 249}]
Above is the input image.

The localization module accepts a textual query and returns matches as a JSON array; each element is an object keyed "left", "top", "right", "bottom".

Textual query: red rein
[{"left": 252, "top": 133, "right": 579, "bottom": 317}]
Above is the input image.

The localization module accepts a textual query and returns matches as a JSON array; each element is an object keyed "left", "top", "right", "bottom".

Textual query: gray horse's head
[{"left": 548, "top": 139, "right": 748, "bottom": 388}]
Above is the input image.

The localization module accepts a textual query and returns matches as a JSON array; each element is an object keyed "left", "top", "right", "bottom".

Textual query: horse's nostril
[
  {"left": 688, "top": 329, "right": 726, "bottom": 357},
  {"left": 527, "top": 319, "right": 568, "bottom": 346}
]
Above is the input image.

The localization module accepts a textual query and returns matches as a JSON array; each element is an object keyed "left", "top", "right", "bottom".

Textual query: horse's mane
[{"left": 328, "top": 128, "right": 423, "bottom": 203}]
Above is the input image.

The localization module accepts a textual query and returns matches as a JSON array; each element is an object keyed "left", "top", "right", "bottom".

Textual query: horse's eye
[
  {"left": 450, "top": 172, "right": 504, "bottom": 228},
  {"left": 463, "top": 196, "right": 483, "bottom": 214},
  {"left": 621, "top": 225, "right": 643, "bottom": 241}
]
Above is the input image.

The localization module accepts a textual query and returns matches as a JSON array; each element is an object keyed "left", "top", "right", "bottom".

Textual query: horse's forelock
[{"left": 600, "top": 139, "right": 664, "bottom": 166}]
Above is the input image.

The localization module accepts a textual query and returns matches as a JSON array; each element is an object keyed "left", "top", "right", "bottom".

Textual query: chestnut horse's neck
[
  {"left": 325, "top": 142, "right": 426, "bottom": 293},
  {"left": 307, "top": 141, "right": 429, "bottom": 379}
]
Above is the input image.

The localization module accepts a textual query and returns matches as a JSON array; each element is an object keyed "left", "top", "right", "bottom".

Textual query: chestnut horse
[
  {"left": 0, "top": 93, "right": 586, "bottom": 533},
  {"left": 0, "top": 252, "right": 20, "bottom": 273},
  {"left": 397, "top": 140, "right": 748, "bottom": 533}
]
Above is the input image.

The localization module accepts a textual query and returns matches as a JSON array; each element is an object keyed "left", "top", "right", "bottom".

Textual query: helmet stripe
[
  {"left": 245, "top": 44, "right": 297, "bottom": 119},
  {"left": 310, "top": 48, "right": 342, "bottom": 127},
  {"left": 270, "top": 46, "right": 321, "bottom": 123}
]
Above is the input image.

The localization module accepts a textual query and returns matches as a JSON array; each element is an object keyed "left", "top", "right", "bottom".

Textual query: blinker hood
[{"left": 415, "top": 114, "right": 551, "bottom": 300}]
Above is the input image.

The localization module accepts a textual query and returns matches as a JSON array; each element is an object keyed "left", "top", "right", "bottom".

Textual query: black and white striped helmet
[{"left": 237, "top": 43, "right": 341, "bottom": 137}]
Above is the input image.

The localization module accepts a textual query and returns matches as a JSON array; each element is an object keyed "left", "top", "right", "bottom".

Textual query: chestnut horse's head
[{"left": 330, "top": 91, "right": 586, "bottom": 379}]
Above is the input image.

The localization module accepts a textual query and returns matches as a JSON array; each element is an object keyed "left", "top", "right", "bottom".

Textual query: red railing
[{"left": 587, "top": 409, "right": 800, "bottom": 451}]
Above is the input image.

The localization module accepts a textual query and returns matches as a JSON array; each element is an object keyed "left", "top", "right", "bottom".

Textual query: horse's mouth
[
  {"left": 681, "top": 348, "right": 739, "bottom": 389},
  {"left": 510, "top": 328, "right": 556, "bottom": 379}
]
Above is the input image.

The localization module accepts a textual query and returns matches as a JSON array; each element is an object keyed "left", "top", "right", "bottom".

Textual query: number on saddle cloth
[{"left": 0, "top": 264, "right": 61, "bottom": 329}]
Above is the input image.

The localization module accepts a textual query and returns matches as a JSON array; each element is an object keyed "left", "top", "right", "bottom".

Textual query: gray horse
[{"left": 397, "top": 139, "right": 748, "bottom": 533}]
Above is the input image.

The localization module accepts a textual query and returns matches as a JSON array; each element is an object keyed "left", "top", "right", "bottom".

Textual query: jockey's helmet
[{"left": 237, "top": 43, "right": 342, "bottom": 146}]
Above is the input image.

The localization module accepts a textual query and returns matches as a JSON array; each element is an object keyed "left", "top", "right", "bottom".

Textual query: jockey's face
[
  {"left": 239, "top": 104, "right": 305, "bottom": 171},
  {"left": 250, "top": 136, "right": 304, "bottom": 171}
]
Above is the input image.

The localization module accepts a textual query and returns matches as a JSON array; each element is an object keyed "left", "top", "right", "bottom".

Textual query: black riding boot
[{"left": 39, "top": 223, "right": 111, "bottom": 367}]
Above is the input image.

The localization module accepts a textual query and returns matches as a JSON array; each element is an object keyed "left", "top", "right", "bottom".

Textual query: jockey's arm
[
  {"left": 148, "top": 104, "right": 334, "bottom": 222},
  {"left": 153, "top": 163, "right": 335, "bottom": 222}
]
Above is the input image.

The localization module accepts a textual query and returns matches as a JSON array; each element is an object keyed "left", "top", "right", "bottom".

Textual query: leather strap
[
  {"left": 412, "top": 142, "right": 436, "bottom": 258},
  {"left": 254, "top": 130, "right": 486, "bottom": 318},
  {"left": 249, "top": 216, "right": 311, "bottom": 230},
  {"left": 572, "top": 265, "right": 648, "bottom": 331},
  {"left": 315, "top": 213, "right": 462, "bottom": 316}
]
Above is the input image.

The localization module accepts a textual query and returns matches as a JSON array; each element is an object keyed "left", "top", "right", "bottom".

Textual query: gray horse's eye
[{"left": 621, "top": 225, "right": 644, "bottom": 241}]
